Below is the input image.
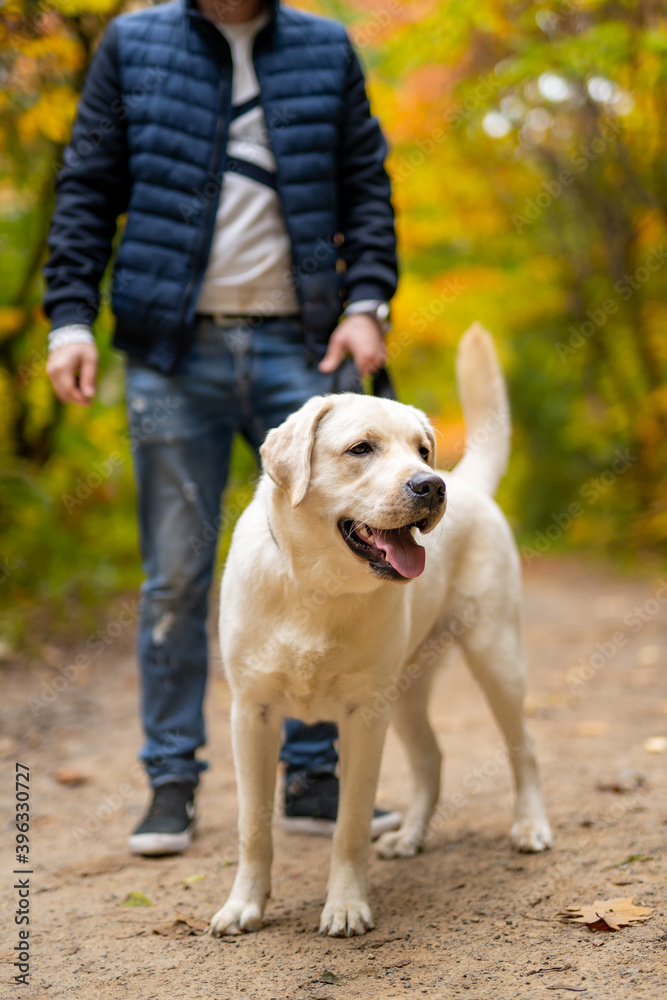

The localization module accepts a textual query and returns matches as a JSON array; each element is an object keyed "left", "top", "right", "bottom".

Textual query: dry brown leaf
[
  {"left": 561, "top": 895, "right": 654, "bottom": 931},
  {"left": 152, "top": 912, "right": 208, "bottom": 938},
  {"left": 51, "top": 767, "right": 89, "bottom": 786},
  {"left": 596, "top": 769, "right": 646, "bottom": 794}
]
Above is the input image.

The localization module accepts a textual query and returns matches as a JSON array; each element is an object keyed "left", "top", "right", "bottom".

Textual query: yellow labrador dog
[{"left": 209, "top": 323, "right": 552, "bottom": 939}]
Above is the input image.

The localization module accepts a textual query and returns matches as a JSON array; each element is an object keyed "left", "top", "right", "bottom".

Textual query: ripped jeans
[{"left": 126, "top": 316, "right": 339, "bottom": 787}]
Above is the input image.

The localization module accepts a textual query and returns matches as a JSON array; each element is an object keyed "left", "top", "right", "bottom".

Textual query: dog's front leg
[
  {"left": 320, "top": 710, "right": 389, "bottom": 937},
  {"left": 209, "top": 698, "right": 281, "bottom": 935}
]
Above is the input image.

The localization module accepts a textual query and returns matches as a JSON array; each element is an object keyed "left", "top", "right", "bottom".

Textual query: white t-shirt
[{"left": 195, "top": 12, "right": 299, "bottom": 316}]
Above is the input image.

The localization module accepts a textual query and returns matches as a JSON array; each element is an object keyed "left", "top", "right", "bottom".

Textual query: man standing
[{"left": 45, "top": 0, "right": 399, "bottom": 854}]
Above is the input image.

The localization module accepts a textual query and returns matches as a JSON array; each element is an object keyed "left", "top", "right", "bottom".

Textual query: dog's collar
[{"left": 267, "top": 517, "right": 280, "bottom": 551}]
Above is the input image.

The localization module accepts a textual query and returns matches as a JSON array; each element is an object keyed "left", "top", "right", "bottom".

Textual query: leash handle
[{"left": 330, "top": 357, "right": 396, "bottom": 400}]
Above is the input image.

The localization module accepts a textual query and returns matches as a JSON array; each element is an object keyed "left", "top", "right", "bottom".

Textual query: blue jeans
[{"left": 125, "top": 316, "right": 339, "bottom": 787}]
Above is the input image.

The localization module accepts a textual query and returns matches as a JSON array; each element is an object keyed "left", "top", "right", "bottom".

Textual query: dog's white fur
[{"left": 209, "top": 323, "right": 552, "bottom": 939}]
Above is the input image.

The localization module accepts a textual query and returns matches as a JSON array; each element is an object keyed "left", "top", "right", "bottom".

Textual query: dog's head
[{"left": 260, "top": 393, "right": 446, "bottom": 583}]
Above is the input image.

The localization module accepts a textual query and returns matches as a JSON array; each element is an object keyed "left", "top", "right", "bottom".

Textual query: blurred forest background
[{"left": 1, "top": 0, "right": 666, "bottom": 650}]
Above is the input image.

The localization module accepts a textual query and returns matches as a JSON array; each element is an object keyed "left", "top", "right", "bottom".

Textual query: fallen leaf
[
  {"left": 526, "top": 964, "right": 574, "bottom": 976},
  {"left": 597, "top": 770, "right": 646, "bottom": 794},
  {"left": 604, "top": 854, "right": 653, "bottom": 870},
  {"left": 51, "top": 768, "right": 89, "bottom": 786},
  {"left": 545, "top": 986, "right": 586, "bottom": 992},
  {"left": 320, "top": 970, "right": 343, "bottom": 985},
  {"left": 183, "top": 874, "right": 208, "bottom": 887},
  {"left": 122, "top": 891, "right": 152, "bottom": 907},
  {"left": 352, "top": 935, "right": 408, "bottom": 950},
  {"left": 524, "top": 692, "right": 569, "bottom": 716},
  {"left": 152, "top": 913, "right": 208, "bottom": 937},
  {"left": 643, "top": 736, "right": 667, "bottom": 754},
  {"left": 561, "top": 896, "right": 654, "bottom": 931}
]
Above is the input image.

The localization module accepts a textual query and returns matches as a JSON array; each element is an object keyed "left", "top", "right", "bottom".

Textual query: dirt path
[{"left": 1, "top": 558, "right": 666, "bottom": 999}]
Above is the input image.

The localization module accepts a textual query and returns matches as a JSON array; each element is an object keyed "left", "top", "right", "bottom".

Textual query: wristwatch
[{"left": 342, "top": 299, "right": 391, "bottom": 336}]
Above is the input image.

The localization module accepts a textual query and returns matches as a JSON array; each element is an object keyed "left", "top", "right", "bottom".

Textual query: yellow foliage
[
  {"left": 17, "top": 86, "right": 79, "bottom": 144},
  {"left": 0, "top": 369, "right": 18, "bottom": 455},
  {"left": 18, "top": 35, "right": 84, "bottom": 74},
  {"left": 55, "top": 0, "right": 121, "bottom": 15},
  {"left": 0, "top": 308, "right": 26, "bottom": 339}
]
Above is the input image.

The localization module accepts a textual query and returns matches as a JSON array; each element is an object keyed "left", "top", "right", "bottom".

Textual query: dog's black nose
[{"left": 406, "top": 473, "right": 446, "bottom": 503}]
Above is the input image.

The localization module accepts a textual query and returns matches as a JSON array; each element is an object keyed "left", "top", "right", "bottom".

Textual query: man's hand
[
  {"left": 46, "top": 342, "right": 99, "bottom": 406},
  {"left": 318, "top": 314, "right": 387, "bottom": 378}
]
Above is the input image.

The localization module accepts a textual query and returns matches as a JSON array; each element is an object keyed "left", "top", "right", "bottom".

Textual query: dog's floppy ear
[{"left": 260, "top": 395, "right": 335, "bottom": 507}]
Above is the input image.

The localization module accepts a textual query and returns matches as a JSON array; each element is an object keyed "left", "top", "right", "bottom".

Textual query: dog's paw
[
  {"left": 319, "top": 899, "right": 374, "bottom": 937},
  {"left": 208, "top": 897, "right": 264, "bottom": 936},
  {"left": 510, "top": 816, "right": 553, "bottom": 853},
  {"left": 375, "top": 828, "right": 424, "bottom": 859}
]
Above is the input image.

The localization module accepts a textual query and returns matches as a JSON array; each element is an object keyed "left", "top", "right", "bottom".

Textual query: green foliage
[{"left": 1, "top": 0, "right": 665, "bottom": 647}]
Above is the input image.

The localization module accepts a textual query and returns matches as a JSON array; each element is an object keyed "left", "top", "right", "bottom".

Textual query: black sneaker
[
  {"left": 128, "top": 782, "right": 196, "bottom": 856},
  {"left": 281, "top": 771, "right": 401, "bottom": 840}
]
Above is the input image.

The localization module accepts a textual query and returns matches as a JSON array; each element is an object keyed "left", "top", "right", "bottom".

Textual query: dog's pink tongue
[{"left": 373, "top": 528, "right": 426, "bottom": 579}]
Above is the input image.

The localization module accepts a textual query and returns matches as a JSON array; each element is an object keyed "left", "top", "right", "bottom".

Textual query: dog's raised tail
[{"left": 453, "top": 323, "right": 510, "bottom": 497}]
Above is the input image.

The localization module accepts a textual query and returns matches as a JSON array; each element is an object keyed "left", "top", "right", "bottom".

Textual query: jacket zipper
[
  {"left": 253, "top": 35, "right": 301, "bottom": 315},
  {"left": 180, "top": 49, "right": 233, "bottom": 330}
]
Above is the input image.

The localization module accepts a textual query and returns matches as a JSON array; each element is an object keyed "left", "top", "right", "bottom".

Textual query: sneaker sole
[
  {"left": 280, "top": 810, "right": 402, "bottom": 841},
  {"left": 128, "top": 825, "right": 194, "bottom": 856}
]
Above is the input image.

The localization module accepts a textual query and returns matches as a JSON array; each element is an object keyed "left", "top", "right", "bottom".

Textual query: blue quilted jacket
[{"left": 43, "top": 0, "right": 397, "bottom": 372}]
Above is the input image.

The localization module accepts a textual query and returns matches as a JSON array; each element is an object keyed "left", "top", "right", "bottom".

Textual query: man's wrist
[
  {"left": 48, "top": 326, "right": 95, "bottom": 354},
  {"left": 342, "top": 300, "right": 391, "bottom": 335}
]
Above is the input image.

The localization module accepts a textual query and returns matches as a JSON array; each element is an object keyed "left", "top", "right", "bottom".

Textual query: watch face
[{"left": 376, "top": 302, "right": 390, "bottom": 323}]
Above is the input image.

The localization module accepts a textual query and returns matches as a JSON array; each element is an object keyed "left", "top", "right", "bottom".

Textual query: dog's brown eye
[
  {"left": 348, "top": 442, "right": 373, "bottom": 455},
  {"left": 419, "top": 446, "right": 430, "bottom": 461}
]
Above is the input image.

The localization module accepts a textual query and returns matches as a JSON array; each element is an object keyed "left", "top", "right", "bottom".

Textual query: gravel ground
[{"left": 1, "top": 556, "right": 666, "bottom": 999}]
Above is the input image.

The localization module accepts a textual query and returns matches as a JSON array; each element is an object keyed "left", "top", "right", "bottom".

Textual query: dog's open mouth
[{"left": 337, "top": 518, "right": 428, "bottom": 580}]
